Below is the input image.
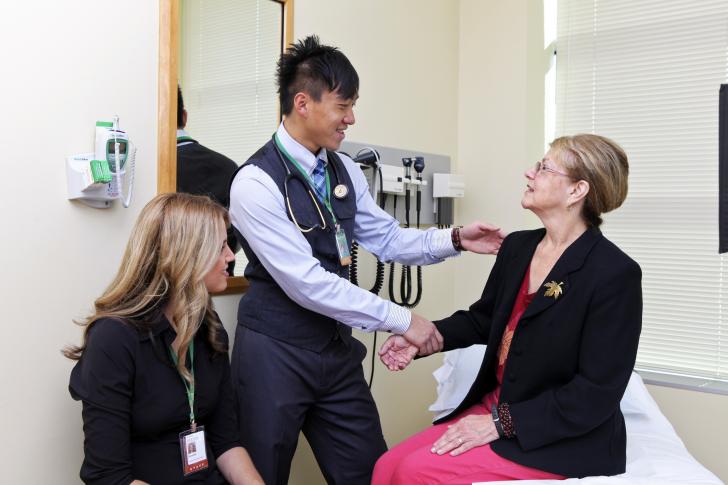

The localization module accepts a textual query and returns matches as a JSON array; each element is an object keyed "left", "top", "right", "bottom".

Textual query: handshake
[
  {"left": 378, "top": 313, "right": 443, "bottom": 371},
  {"left": 377, "top": 222, "right": 506, "bottom": 371}
]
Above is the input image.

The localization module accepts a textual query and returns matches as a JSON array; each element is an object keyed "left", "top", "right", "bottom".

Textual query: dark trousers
[{"left": 231, "top": 325, "right": 388, "bottom": 485}]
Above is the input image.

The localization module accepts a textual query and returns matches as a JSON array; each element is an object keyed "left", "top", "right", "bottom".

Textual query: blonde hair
[
  {"left": 551, "top": 134, "right": 629, "bottom": 227},
  {"left": 63, "top": 193, "right": 229, "bottom": 386}
]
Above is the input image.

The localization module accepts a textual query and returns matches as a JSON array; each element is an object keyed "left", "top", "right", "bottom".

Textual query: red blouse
[{"left": 483, "top": 266, "right": 536, "bottom": 409}]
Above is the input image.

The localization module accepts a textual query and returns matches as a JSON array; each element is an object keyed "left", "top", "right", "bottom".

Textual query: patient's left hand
[
  {"left": 431, "top": 414, "right": 499, "bottom": 456},
  {"left": 460, "top": 222, "right": 507, "bottom": 255},
  {"left": 379, "top": 335, "right": 418, "bottom": 371}
]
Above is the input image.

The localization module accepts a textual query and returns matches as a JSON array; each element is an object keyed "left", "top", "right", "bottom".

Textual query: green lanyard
[
  {"left": 274, "top": 133, "right": 338, "bottom": 225},
  {"left": 168, "top": 341, "right": 196, "bottom": 427}
]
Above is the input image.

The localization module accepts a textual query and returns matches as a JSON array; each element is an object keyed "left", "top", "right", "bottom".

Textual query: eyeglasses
[{"left": 533, "top": 160, "right": 570, "bottom": 177}]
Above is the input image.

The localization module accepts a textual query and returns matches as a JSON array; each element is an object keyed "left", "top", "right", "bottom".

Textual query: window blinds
[
  {"left": 555, "top": 0, "right": 728, "bottom": 383},
  {"left": 180, "top": 0, "right": 282, "bottom": 166}
]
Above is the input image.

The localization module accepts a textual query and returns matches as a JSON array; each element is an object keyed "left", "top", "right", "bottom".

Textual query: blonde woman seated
[
  {"left": 65, "top": 194, "right": 263, "bottom": 485},
  {"left": 375, "top": 135, "right": 642, "bottom": 484}
]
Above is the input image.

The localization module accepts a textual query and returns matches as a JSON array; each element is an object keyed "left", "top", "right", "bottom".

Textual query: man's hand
[
  {"left": 403, "top": 313, "right": 443, "bottom": 356},
  {"left": 459, "top": 222, "right": 507, "bottom": 255},
  {"left": 379, "top": 335, "right": 418, "bottom": 371}
]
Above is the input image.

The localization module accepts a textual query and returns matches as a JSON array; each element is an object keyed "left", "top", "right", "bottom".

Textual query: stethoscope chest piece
[{"left": 333, "top": 184, "right": 349, "bottom": 199}]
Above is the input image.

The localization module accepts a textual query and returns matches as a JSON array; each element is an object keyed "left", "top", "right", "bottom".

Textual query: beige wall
[
  {"left": 453, "top": 0, "right": 541, "bottom": 311},
  {"left": 0, "top": 1, "right": 159, "bottom": 483}
]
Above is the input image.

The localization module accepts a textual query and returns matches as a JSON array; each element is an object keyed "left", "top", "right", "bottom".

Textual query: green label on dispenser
[{"left": 90, "top": 159, "right": 112, "bottom": 184}]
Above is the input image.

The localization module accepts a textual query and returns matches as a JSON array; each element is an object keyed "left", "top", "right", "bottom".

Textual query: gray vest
[{"left": 231, "top": 139, "right": 357, "bottom": 351}]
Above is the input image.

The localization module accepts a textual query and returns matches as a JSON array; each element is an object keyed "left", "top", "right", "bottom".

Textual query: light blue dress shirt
[{"left": 229, "top": 123, "right": 459, "bottom": 335}]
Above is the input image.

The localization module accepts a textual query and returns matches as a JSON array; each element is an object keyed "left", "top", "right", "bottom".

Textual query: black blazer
[
  {"left": 177, "top": 139, "right": 241, "bottom": 258},
  {"left": 177, "top": 139, "right": 238, "bottom": 209},
  {"left": 434, "top": 227, "right": 642, "bottom": 478}
]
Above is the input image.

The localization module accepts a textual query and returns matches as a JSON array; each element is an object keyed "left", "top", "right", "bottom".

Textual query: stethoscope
[{"left": 272, "top": 134, "right": 349, "bottom": 233}]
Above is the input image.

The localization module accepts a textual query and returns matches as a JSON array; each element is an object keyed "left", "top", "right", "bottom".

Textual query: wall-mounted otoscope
[
  {"left": 346, "top": 146, "right": 387, "bottom": 390},
  {"left": 352, "top": 149, "right": 380, "bottom": 167},
  {"left": 340, "top": 140, "right": 455, "bottom": 390},
  {"left": 389, "top": 156, "right": 425, "bottom": 308},
  {"left": 413, "top": 156, "right": 425, "bottom": 227}
]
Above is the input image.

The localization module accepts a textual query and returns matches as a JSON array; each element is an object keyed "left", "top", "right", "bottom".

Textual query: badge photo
[{"left": 179, "top": 426, "right": 209, "bottom": 476}]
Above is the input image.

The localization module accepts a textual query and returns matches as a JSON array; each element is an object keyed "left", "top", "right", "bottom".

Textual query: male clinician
[{"left": 228, "top": 35, "right": 505, "bottom": 485}]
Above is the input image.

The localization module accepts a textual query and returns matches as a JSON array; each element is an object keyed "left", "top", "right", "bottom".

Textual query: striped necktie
[{"left": 312, "top": 158, "right": 327, "bottom": 200}]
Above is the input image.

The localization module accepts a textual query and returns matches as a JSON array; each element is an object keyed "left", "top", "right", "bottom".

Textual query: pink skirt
[{"left": 371, "top": 395, "right": 564, "bottom": 484}]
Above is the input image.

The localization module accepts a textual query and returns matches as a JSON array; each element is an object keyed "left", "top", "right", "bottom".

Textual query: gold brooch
[{"left": 543, "top": 281, "right": 564, "bottom": 299}]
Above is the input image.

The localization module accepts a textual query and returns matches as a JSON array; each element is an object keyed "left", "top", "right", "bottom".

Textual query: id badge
[
  {"left": 334, "top": 225, "right": 352, "bottom": 266},
  {"left": 179, "top": 425, "right": 209, "bottom": 476}
]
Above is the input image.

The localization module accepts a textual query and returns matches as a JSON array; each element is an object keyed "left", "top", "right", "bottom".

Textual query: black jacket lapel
[
  {"left": 521, "top": 227, "right": 603, "bottom": 321},
  {"left": 493, "top": 229, "right": 545, "bottom": 335}
]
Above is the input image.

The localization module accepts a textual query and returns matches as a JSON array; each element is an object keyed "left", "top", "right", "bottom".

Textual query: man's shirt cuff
[
  {"left": 431, "top": 228, "right": 460, "bottom": 259},
  {"left": 383, "top": 303, "right": 411, "bottom": 335}
]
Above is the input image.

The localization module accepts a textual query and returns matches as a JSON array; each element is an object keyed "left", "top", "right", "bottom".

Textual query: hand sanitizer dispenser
[{"left": 66, "top": 116, "right": 136, "bottom": 208}]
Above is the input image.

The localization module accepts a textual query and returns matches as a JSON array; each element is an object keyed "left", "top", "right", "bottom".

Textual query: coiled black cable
[
  {"left": 388, "top": 169, "right": 424, "bottom": 308},
  {"left": 345, "top": 159, "right": 386, "bottom": 389},
  {"left": 350, "top": 166, "right": 386, "bottom": 294}
]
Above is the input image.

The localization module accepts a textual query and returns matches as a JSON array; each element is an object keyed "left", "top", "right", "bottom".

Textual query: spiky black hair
[{"left": 277, "top": 35, "right": 359, "bottom": 115}]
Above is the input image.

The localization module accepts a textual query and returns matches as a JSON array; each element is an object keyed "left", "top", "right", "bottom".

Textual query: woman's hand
[
  {"left": 431, "top": 414, "right": 499, "bottom": 456},
  {"left": 379, "top": 335, "right": 418, "bottom": 371},
  {"left": 459, "top": 222, "right": 507, "bottom": 254}
]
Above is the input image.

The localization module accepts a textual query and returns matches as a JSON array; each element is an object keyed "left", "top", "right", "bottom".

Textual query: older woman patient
[
  {"left": 374, "top": 134, "right": 642, "bottom": 484},
  {"left": 65, "top": 193, "right": 263, "bottom": 485}
]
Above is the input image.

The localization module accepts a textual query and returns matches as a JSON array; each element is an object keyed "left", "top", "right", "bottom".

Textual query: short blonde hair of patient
[
  {"left": 64, "top": 193, "right": 229, "bottom": 386},
  {"left": 551, "top": 134, "right": 629, "bottom": 227}
]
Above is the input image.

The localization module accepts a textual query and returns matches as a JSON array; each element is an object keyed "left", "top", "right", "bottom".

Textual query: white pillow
[
  {"left": 430, "top": 348, "right": 649, "bottom": 420},
  {"left": 429, "top": 345, "right": 486, "bottom": 420}
]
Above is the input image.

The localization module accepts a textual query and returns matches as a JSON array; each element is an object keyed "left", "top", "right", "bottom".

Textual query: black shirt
[{"left": 69, "top": 315, "right": 240, "bottom": 484}]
